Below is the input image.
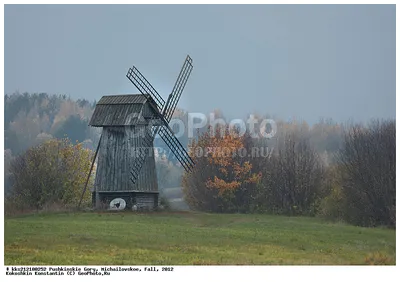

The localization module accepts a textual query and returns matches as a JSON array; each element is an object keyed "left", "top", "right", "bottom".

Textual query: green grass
[{"left": 4, "top": 211, "right": 396, "bottom": 265}]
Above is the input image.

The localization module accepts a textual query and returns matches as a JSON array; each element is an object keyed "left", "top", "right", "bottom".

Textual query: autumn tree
[
  {"left": 8, "top": 109, "right": 42, "bottom": 153},
  {"left": 53, "top": 114, "right": 89, "bottom": 143},
  {"left": 7, "top": 138, "right": 94, "bottom": 212},
  {"left": 4, "top": 92, "right": 96, "bottom": 155},
  {"left": 183, "top": 126, "right": 261, "bottom": 213}
]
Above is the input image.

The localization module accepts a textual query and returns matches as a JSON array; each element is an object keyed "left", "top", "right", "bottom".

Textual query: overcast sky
[{"left": 4, "top": 5, "right": 395, "bottom": 124}]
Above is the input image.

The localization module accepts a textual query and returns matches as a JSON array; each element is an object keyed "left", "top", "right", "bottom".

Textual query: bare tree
[
  {"left": 338, "top": 120, "right": 395, "bottom": 227},
  {"left": 260, "top": 126, "right": 324, "bottom": 215}
]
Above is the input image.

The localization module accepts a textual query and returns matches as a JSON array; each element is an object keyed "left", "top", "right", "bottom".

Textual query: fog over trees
[{"left": 4, "top": 92, "right": 395, "bottom": 227}]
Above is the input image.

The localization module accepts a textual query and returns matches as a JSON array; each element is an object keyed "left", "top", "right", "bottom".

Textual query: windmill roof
[
  {"left": 97, "top": 94, "right": 148, "bottom": 105},
  {"left": 89, "top": 94, "right": 161, "bottom": 127}
]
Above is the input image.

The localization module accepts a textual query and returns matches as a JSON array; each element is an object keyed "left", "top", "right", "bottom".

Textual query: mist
[{"left": 4, "top": 4, "right": 395, "bottom": 125}]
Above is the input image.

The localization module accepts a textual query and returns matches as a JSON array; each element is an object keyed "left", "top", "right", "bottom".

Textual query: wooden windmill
[{"left": 80, "top": 56, "right": 194, "bottom": 211}]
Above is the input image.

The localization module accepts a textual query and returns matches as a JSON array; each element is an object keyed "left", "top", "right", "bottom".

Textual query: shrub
[
  {"left": 318, "top": 185, "right": 345, "bottom": 221},
  {"left": 6, "top": 138, "right": 94, "bottom": 213}
]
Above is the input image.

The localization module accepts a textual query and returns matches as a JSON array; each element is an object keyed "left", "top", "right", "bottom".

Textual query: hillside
[{"left": 4, "top": 212, "right": 395, "bottom": 265}]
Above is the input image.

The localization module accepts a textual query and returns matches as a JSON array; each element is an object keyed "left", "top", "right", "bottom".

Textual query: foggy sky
[{"left": 4, "top": 5, "right": 396, "bottom": 124}]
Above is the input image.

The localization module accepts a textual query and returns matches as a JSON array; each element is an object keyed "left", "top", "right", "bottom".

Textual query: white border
[{"left": 1, "top": 2, "right": 398, "bottom": 282}]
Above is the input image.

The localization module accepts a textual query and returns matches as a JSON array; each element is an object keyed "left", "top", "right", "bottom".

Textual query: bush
[
  {"left": 6, "top": 138, "right": 94, "bottom": 213},
  {"left": 158, "top": 196, "right": 171, "bottom": 211},
  {"left": 318, "top": 185, "right": 345, "bottom": 221},
  {"left": 316, "top": 165, "right": 345, "bottom": 221}
]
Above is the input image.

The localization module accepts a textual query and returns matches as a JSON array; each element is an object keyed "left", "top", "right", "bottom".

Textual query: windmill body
[
  {"left": 84, "top": 56, "right": 194, "bottom": 211},
  {"left": 89, "top": 95, "right": 161, "bottom": 210}
]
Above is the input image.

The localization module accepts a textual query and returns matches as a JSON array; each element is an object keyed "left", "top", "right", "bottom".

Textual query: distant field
[{"left": 4, "top": 212, "right": 396, "bottom": 265}]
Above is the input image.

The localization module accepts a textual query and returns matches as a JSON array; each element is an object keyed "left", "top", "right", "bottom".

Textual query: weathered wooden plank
[
  {"left": 135, "top": 193, "right": 156, "bottom": 209},
  {"left": 93, "top": 124, "right": 158, "bottom": 194}
]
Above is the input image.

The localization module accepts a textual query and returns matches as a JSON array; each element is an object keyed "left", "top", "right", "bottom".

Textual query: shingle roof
[
  {"left": 97, "top": 94, "right": 148, "bottom": 105},
  {"left": 89, "top": 94, "right": 161, "bottom": 127},
  {"left": 89, "top": 104, "right": 143, "bottom": 126}
]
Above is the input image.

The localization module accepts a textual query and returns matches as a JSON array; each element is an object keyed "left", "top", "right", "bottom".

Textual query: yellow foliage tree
[{"left": 8, "top": 137, "right": 94, "bottom": 211}]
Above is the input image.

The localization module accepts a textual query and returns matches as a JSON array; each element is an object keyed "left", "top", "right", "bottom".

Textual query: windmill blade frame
[
  {"left": 126, "top": 55, "right": 195, "bottom": 185},
  {"left": 126, "top": 67, "right": 165, "bottom": 111},
  {"left": 129, "top": 116, "right": 194, "bottom": 184},
  {"left": 129, "top": 130, "right": 154, "bottom": 184},
  {"left": 158, "top": 126, "right": 195, "bottom": 171},
  {"left": 163, "top": 55, "right": 193, "bottom": 122}
]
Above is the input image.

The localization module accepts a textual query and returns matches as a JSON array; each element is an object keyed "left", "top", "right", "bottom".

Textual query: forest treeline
[
  {"left": 183, "top": 119, "right": 395, "bottom": 227},
  {"left": 4, "top": 92, "right": 183, "bottom": 196},
  {"left": 4, "top": 92, "right": 396, "bottom": 227}
]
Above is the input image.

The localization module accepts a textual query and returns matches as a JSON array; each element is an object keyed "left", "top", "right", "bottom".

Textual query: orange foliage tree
[{"left": 182, "top": 126, "right": 261, "bottom": 212}]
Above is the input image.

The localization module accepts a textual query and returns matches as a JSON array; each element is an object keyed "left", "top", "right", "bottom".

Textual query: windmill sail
[
  {"left": 158, "top": 126, "right": 195, "bottom": 172},
  {"left": 129, "top": 130, "right": 154, "bottom": 184},
  {"left": 163, "top": 55, "right": 193, "bottom": 121},
  {"left": 126, "top": 55, "right": 194, "bottom": 186},
  {"left": 126, "top": 67, "right": 165, "bottom": 111},
  {"left": 129, "top": 117, "right": 194, "bottom": 184}
]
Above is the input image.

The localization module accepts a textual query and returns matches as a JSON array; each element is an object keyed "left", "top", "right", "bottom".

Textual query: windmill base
[{"left": 92, "top": 191, "right": 159, "bottom": 211}]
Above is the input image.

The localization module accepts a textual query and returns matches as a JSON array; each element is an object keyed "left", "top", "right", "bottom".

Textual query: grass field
[{"left": 4, "top": 211, "right": 396, "bottom": 265}]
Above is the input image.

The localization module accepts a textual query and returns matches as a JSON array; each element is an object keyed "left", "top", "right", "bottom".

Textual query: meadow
[{"left": 4, "top": 211, "right": 396, "bottom": 265}]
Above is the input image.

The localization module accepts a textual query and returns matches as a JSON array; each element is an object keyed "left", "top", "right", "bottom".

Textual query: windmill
[{"left": 79, "top": 55, "right": 194, "bottom": 211}]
